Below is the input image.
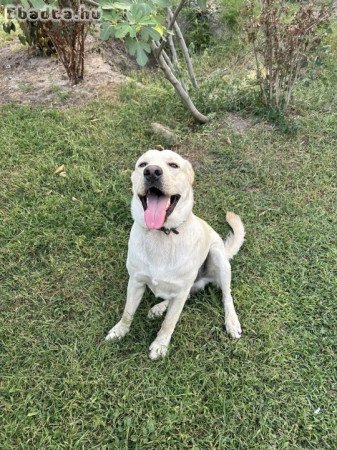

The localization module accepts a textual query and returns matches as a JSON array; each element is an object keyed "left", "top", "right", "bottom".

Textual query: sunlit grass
[{"left": 1, "top": 21, "right": 336, "bottom": 449}]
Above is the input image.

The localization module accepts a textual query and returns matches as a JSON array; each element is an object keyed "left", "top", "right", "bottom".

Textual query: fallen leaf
[{"left": 54, "top": 164, "right": 65, "bottom": 175}]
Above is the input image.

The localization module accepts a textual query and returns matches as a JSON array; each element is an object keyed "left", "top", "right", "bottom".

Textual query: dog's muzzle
[{"left": 143, "top": 165, "right": 163, "bottom": 185}]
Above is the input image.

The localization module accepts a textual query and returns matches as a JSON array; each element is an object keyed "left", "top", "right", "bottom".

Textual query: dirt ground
[{"left": 0, "top": 34, "right": 138, "bottom": 107}]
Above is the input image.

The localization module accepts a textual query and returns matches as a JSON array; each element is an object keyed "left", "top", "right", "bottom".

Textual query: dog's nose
[{"left": 144, "top": 165, "right": 163, "bottom": 183}]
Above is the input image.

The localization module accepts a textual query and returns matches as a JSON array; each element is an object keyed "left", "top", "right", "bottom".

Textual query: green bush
[
  {"left": 219, "top": 0, "right": 245, "bottom": 29},
  {"left": 182, "top": 6, "right": 211, "bottom": 52}
]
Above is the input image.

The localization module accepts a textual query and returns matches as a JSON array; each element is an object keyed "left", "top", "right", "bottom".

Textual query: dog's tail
[{"left": 223, "top": 212, "right": 245, "bottom": 259}]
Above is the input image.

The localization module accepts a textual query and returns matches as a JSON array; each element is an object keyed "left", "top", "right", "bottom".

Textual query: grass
[{"left": 1, "top": 20, "right": 337, "bottom": 450}]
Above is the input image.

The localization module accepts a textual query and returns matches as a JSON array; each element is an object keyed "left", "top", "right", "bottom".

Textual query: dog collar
[{"left": 159, "top": 227, "right": 179, "bottom": 235}]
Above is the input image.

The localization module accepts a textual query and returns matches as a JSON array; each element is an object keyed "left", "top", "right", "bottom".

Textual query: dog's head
[{"left": 131, "top": 149, "right": 195, "bottom": 230}]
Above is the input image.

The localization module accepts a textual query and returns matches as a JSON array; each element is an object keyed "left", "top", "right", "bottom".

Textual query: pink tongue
[{"left": 144, "top": 193, "right": 170, "bottom": 229}]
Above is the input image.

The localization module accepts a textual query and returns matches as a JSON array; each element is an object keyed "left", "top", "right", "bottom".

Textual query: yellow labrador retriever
[{"left": 106, "top": 149, "right": 245, "bottom": 359}]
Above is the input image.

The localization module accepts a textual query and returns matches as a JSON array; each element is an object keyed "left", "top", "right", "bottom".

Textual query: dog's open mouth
[{"left": 139, "top": 187, "right": 181, "bottom": 230}]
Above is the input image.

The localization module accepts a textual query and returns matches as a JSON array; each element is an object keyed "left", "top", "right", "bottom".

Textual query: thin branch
[
  {"left": 151, "top": 42, "right": 208, "bottom": 123},
  {"left": 156, "top": 0, "right": 188, "bottom": 57},
  {"left": 167, "top": 0, "right": 187, "bottom": 30},
  {"left": 154, "top": 40, "right": 188, "bottom": 93},
  {"left": 167, "top": 10, "right": 178, "bottom": 66},
  {"left": 162, "top": 48, "right": 176, "bottom": 72},
  {"left": 168, "top": 8, "right": 198, "bottom": 89},
  {"left": 168, "top": 34, "right": 178, "bottom": 66}
]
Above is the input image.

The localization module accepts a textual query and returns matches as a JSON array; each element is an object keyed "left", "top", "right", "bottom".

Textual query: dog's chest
[
  {"left": 142, "top": 245, "right": 192, "bottom": 296},
  {"left": 146, "top": 277, "right": 179, "bottom": 300},
  {"left": 141, "top": 267, "right": 190, "bottom": 299},
  {"left": 128, "top": 233, "right": 199, "bottom": 299}
]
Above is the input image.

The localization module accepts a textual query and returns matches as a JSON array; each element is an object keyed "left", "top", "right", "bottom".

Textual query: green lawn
[{"left": 1, "top": 26, "right": 337, "bottom": 450}]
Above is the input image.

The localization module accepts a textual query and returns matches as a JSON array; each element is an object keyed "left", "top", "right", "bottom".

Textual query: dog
[{"left": 106, "top": 149, "right": 245, "bottom": 360}]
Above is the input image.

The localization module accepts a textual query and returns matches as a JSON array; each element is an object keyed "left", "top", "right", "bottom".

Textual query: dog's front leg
[
  {"left": 105, "top": 277, "right": 145, "bottom": 341},
  {"left": 149, "top": 289, "right": 190, "bottom": 360}
]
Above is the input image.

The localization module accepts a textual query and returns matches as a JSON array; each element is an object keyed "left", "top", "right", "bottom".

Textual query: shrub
[
  {"left": 44, "top": 18, "right": 88, "bottom": 84},
  {"left": 19, "top": 21, "right": 55, "bottom": 55},
  {"left": 100, "top": 0, "right": 209, "bottom": 122},
  {"left": 2, "top": 17, "right": 55, "bottom": 55},
  {"left": 1, "top": 1, "right": 53, "bottom": 53},
  {"left": 2, "top": 0, "right": 94, "bottom": 84},
  {"left": 244, "top": 0, "right": 331, "bottom": 112},
  {"left": 220, "top": 0, "right": 245, "bottom": 30},
  {"left": 181, "top": 4, "right": 211, "bottom": 52},
  {"left": 42, "top": 0, "right": 95, "bottom": 84}
]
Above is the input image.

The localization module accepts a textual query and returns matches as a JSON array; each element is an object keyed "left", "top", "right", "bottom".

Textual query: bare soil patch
[
  {"left": 223, "top": 112, "right": 255, "bottom": 134},
  {"left": 0, "top": 34, "right": 137, "bottom": 107}
]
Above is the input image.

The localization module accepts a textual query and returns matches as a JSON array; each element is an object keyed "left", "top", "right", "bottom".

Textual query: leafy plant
[
  {"left": 2, "top": 16, "right": 54, "bottom": 55},
  {"left": 43, "top": 0, "right": 90, "bottom": 85},
  {"left": 99, "top": 0, "right": 167, "bottom": 66},
  {"left": 244, "top": 0, "right": 331, "bottom": 112},
  {"left": 220, "top": 0, "right": 245, "bottom": 30},
  {"left": 180, "top": 4, "right": 211, "bottom": 52},
  {"left": 99, "top": 0, "right": 209, "bottom": 122},
  {"left": 1, "top": 0, "right": 95, "bottom": 84},
  {"left": 20, "top": 22, "right": 55, "bottom": 55}
]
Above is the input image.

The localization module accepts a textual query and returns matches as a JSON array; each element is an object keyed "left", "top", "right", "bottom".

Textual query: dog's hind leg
[
  {"left": 190, "top": 277, "right": 213, "bottom": 295},
  {"left": 209, "top": 243, "right": 242, "bottom": 339},
  {"left": 190, "top": 253, "right": 213, "bottom": 295},
  {"left": 148, "top": 300, "right": 169, "bottom": 319}
]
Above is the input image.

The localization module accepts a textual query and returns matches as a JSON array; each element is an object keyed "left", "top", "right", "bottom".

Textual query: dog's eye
[
  {"left": 168, "top": 163, "right": 179, "bottom": 169},
  {"left": 138, "top": 162, "right": 147, "bottom": 168}
]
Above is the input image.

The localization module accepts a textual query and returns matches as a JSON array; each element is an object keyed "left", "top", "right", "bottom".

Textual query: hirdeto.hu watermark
[{"left": 4, "top": 4, "right": 102, "bottom": 22}]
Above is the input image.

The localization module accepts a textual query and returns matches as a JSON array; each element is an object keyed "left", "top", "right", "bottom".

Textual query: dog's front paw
[
  {"left": 149, "top": 338, "right": 169, "bottom": 360},
  {"left": 148, "top": 300, "right": 169, "bottom": 319},
  {"left": 225, "top": 313, "right": 242, "bottom": 339},
  {"left": 105, "top": 321, "right": 129, "bottom": 341}
]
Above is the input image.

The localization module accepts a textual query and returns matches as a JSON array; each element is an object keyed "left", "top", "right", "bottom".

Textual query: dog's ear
[{"left": 185, "top": 161, "right": 195, "bottom": 185}]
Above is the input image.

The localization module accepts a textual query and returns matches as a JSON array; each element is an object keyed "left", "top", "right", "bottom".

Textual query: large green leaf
[
  {"left": 153, "top": 0, "right": 170, "bottom": 7},
  {"left": 140, "top": 26, "right": 161, "bottom": 41},
  {"left": 138, "top": 16, "right": 157, "bottom": 26},
  {"left": 128, "top": 25, "right": 137, "bottom": 38},
  {"left": 125, "top": 38, "right": 151, "bottom": 66},
  {"left": 130, "top": 3, "right": 152, "bottom": 22},
  {"left": 126, "top": 37, "right": 137, "bottom": 56},
  {"left": 135, "top": 40, "right": 151, "bottom": 65},
  {"left": 136, "top": 44, "right": 148, "bottom": 66},
  {"left": 101, "top": 9, "right": 119, "bottom": 21},
  {"left": 30, "top": 0, "right": 48, "bottom": 11},
  {"left": 21, "top": 0, "right": 31, "bottom": 10},
  {"left": 114, "top": 23, "right": 133, "bottom": 38},
  {"left": 99, "top": 0, "right": 116, "bottom": 7},
  {"left": 113, "top": 1, "right": 132, "bottom": 10},
  {"left": 100, "top": 22, "right": 114, "bottom": 41},
  {"left": 0, "top": 0, "right": 15, "bottom": 5}
]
